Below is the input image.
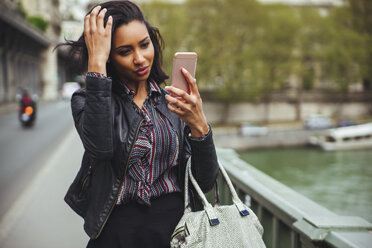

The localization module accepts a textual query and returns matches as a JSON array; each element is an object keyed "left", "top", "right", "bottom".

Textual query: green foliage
[
  {"left": 253, "top": 4, "right": 300, "bottom": 96},
  {"left": 141, "top": 1, "right": 189, "bottom": 82},
  {"left": 26, "top": 16, "right": 49, "bottom": 32},
  {"left": 324, "top": 6, "right": 367, "bottom": 92},
  {"left": 16, "top": 1, "right": 48, "bottom": 32},
  {"left": 17, "top": 2, "right": 27, "bottom": 18},
  {"left": 348, "top": 0, "right": 372, "bottom": 35},
  {"left": 347, "top": 0, "right": 372, "bottom": 87},
  {"left": 141, "top": 0, "right": 370, "bottom": 102}
]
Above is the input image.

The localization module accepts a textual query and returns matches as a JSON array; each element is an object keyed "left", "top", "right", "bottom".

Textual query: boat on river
[{"left": 308, "top": 122, "right": 372, "bottom": 151}]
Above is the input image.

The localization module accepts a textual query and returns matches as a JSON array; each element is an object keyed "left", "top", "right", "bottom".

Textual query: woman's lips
[{"left": 135, "top": 66, "right": 149, "bottom": 76}]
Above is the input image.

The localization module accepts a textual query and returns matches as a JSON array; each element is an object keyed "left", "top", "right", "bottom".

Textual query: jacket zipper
[{"left": 95, "top": 119, "right": 144, "bottom": 239}]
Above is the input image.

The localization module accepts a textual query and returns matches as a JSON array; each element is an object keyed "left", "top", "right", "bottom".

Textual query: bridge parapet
[{"left": 215, "top": 148, "right": 372, "bottom": 248}]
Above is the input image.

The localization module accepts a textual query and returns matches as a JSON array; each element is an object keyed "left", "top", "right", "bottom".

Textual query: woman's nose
[{"left": 133, "top": 51, "right": 145, "bottom": 65}]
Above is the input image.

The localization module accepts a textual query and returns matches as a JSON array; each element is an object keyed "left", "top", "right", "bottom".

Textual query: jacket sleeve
[
  {"left": 185, "top": 124, "right": 219, "bottom": 193},
  {"left": 71, "top": 76, "right": 113, "bottom": 160}
]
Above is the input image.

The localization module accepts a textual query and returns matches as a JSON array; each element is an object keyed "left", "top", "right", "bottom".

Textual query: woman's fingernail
[{"left": 182, "top": 68, "right": 187, "bottom": 73}]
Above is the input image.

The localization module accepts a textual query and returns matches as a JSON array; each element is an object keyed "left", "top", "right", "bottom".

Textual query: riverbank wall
[{"left": 213, "top": 127, "right": 317, "bottom": 151}]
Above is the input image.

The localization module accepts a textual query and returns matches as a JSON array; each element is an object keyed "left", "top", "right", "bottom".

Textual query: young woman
[{"left": 60, "top": 1, "right": 218, "bottom": 247}]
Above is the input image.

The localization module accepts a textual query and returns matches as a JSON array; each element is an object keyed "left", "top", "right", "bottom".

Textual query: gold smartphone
[{"left": 170, "top": 52, "right": 197, "bottom": 94}]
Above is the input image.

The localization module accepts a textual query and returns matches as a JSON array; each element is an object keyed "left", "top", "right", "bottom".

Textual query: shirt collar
[{"left": 122, "top": 80, "right": 161, "bottom": 98}]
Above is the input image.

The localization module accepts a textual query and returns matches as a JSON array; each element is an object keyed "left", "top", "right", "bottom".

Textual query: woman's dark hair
[{"left": 57, "top": 0, "right": 168, "bottom": 84}]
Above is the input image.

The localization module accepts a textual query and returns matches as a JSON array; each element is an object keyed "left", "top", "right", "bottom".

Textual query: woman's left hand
[{"left": 165, "top": 68, "right": 209, "bottom": 138}]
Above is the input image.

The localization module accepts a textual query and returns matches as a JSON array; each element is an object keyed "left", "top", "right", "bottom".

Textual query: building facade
[
  {"left": 0, "top": 1, "right": 50, "bottom": 103},
  {"left": 20, "top": 0, "right": 62, "bottom": 100}
]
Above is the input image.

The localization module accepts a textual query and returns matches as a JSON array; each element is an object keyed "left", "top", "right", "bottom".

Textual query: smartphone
[{"left": 171, "top": 52, "right": 197, "bottom": 94}]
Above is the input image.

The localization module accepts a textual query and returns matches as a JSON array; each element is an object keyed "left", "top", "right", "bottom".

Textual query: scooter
[
  {"left": 18, "top": 91, "right": 37, "bottom": 127},
  {"left": 20, "top": 104, "right": 36, "bottom": 127}
]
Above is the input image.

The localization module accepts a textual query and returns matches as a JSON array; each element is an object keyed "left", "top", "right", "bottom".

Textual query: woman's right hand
[{"left": 84, "top": 6, "right": 112, "bottom": 76}]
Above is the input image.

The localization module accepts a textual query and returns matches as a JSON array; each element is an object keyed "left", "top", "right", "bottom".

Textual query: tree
[
  {"left": 326, "top": 6, "right": 366, "bottom": 93},
  {"left": 253, "top": 4, "right": 300, "bottom": 123},
  {"left": 347, "top": 0, "right": 372, "bottom": 90},
  {"left": 140, "top": 1, "right": 189, "bottom": 83},
  {"left": 140, "top": 0, "right": 369, "bottom": 124},
  {"left": 292, "top": 7, "right": 331, "bottom": 120}
]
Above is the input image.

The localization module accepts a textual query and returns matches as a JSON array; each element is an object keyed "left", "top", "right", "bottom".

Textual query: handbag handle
[{"left": 183, "top": 157, "right": 250, "bottom": 226}]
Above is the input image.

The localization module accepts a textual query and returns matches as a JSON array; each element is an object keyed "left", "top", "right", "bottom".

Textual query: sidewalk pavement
[
  {"left": 0, "top": 128, "right": 88, "bottom": 248},
  {"left": 0, "top": 102, "right": 18, "bottom": 116}
]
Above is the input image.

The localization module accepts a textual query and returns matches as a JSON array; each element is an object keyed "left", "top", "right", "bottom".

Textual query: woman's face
[{"left": 110, "top": 20, "right": 154, "bottom": 86}]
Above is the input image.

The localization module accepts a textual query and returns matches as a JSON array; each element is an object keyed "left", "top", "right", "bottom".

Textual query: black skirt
[{"left": 86, "top": 192, "right": 184, "bottom": 248}]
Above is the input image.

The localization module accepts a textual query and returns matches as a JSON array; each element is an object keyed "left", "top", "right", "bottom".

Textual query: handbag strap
[
  {"left": 184, "top": 158, "right": 219, "bottom": 225},
  {"left": 183, "top": 157, "right": 250, "bottom": 226},
  {"left": 184, "top": 157, "right": 191, "bottom": 209},
  {"left": 213, "top": 181, "right": 220, "bottom": 205},
  {"left": 217, "top": 159, "right": 250, "bottom": 216},
  {"left": 184, "top": 159, "right": 220, "bottom": 207}
]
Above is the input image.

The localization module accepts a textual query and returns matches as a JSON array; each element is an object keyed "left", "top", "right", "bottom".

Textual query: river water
[{"left": 239, "top": 147, "right": 372, "bottom": 222}]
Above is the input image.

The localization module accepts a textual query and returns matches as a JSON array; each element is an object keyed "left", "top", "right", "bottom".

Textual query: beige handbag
[{"left": 170, "top": 158, "right": 266, "bottom": 248}]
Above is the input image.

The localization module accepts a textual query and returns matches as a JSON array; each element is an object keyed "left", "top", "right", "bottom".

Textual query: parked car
[
  {"left": 239, "top": 123, "right": 268, "bottom": 136},
  {"left": 61, "top": 82, "right": 81, "bottom": 100},
  {"left": 304, "top": 115, "right": 333, "bottom": 130}
]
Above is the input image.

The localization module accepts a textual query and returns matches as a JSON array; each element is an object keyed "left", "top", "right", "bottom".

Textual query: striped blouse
[{"left": 115, "top": 80, "right": 181, "bottom": 206}]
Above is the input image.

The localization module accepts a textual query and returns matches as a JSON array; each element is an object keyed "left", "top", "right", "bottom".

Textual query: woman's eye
[
  {"left": 141, "top": 42, "right": 150, "bottom": 48},
  {"left": 118, "top": 50, "right": 130, "bottom": 56}
]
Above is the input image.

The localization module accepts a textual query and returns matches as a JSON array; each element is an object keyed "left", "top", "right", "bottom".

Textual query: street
[{"left": 0, "top": 101, "right": 88, "bottom": 247}]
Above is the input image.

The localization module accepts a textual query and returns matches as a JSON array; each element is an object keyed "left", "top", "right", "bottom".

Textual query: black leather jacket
[{"left": 64, "top": 76, "right": 219, "bottom": 239}]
